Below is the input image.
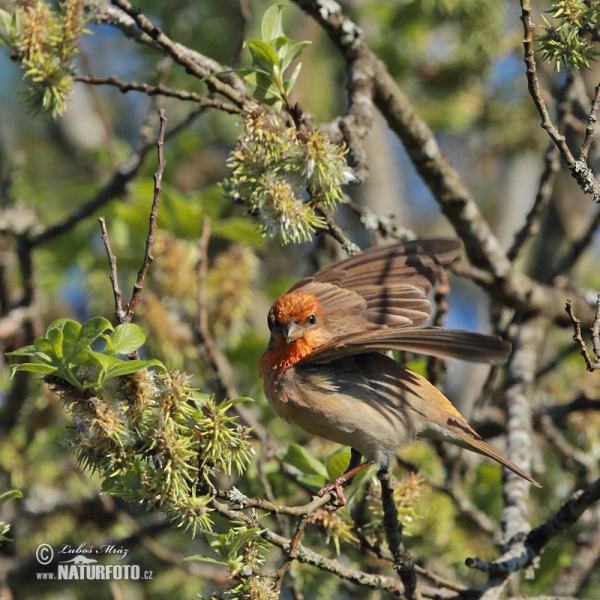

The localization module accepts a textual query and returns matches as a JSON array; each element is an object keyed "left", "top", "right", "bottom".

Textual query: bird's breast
[{"left": 262, "top": 358, "right": 409, "bottom": 465}]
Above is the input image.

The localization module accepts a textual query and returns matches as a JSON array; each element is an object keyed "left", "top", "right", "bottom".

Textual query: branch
[
  {"left": 29, "top": 124, "right": 154, "bottom": 248},
  {"left": 98, "top": 217, "right": 124, "bottom": 322},
  {"left": 210, "top": 498, "right": 407, "bottom": 598},
  {"left": 75, "top": 74, "right": 243, "bottom": 115},
  {"left": 292, "top": 0, "right": 599, "bottom": 326},
  {"left": 501, "top": 318, "right": 544, "bottom": 547},
  {"left": 379, "top": 473, "right": 421, "bottom": 600},
  {"left": 193, "top": 218, "right": 265, "bottom": 438},
  {"left": 553, "top": 207, "right": 600, "bottom": 276},
  {"left": 520, "top": 0, "right": 600, "bottom": 202},
  {"left": 315, "top": 202, "right": 359, "bottom": 255},
  {"left": 122, "top": 110, "right": 167, "bottom": 323},
  {"left": 507, "top": 143, "right": 560, "bottom": 262},
  {"left": 553, "top": 505, "right": 600, "bottom": 596},
  {"left": 578, "top": 82, "right": 600, "bottom": 163},
  {"left": 106, "top": 0, "right": 254, "bottom": 109},
  {"left": 566, "top": 297, "right": 600, "bottom": 371}
]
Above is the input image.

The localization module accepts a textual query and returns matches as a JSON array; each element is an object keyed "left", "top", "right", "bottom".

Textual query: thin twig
[
  {"left": 98, "top": 217, "right": 125, "bottom": 322},
  {"left": 109, "top": 0, "right": 252, "bottom": 109},
  {"left": 195, "top": 217, "right": 236, "bottom": 399},
  {"left": 30, "top": 121, "right": 155, "bottom": 248},
  {"left": 520, "top": 0, "right": 600, "bottom": 202},
  {"left": 533, "top": 413, "right": 591, "bottom": 483},
  {"left": 507, "top": 143, "right": 560, "bottom": 262},
  {"left": 194, "top": 218, "right": 264, "bottom": 437},
  {"left": 217, "top": 486, "right": 337, "bottom": 518},
  {"left": 75, "top": 74, "right": 243, "bottom": 115},
  {"left": 426, "top": 270, "right": 449, "bottom": 386},
  {"left": 123, "top": 110, "right": 167, "bottom": 323},
  {"left": 553, "top": 207, "right": 600, "bottom": 276},
  {"left": 273, "top": 514, "right": 309, "bottom": 590},
  {"left": 465, "top": 476, "right": 600, "bottom": 589},
  {"left": 579, "top": 82, "right": 600, "bottom": 163},
  {"left": 508, "top": 68, "right": 575, "bottom": 263},
  {"left": 211, "top": 498, "right": 407, "bottom": 598},
  {"left": 315, "top": 202, "right": 359, "bottom": 255},
  {"left": 566, "top": 298, "right": 600, "bottom": 370}
]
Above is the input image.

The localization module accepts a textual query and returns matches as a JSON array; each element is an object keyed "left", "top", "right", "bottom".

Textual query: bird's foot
[
  {"left": 318, "top": 477, "right": 348, "bottom": 508},
  {"left": 317, "top": 460, "right": 375, "bottom": 509}
]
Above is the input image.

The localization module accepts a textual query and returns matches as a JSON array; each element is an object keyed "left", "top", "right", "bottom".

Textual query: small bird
[{"left": 259, "top": 239, "right": 540, "bottom": 502}]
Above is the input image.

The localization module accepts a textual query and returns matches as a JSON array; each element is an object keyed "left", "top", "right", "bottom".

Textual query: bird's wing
[
  {"left": 307, "top": 238, "right": 462, "bottom": 293},
  {"left": 287, "top": 239, "right": 461, "bottom": 331},
  {"left": 300, "top": 354, "right": 539, "bottom": 486},
  {"left": 300, "top": 327, "right": 511, "bottom": 365}
]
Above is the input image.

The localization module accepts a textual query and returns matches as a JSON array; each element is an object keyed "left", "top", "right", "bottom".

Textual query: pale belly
[{"left": 265, "top": 366, "right": 405, "bottom": 467}]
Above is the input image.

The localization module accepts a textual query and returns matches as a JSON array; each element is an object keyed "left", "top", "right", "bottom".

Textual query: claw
[
  {"left": 317, "top": 459, "right": 375, "bottom": 509},
  {"left": 318, "top": 477, "right": 348, "bottom": 508}
]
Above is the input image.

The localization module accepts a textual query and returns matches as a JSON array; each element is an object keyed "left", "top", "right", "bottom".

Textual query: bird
[{"left": 258, "top": 239, "right": 540, "bottom": 503}]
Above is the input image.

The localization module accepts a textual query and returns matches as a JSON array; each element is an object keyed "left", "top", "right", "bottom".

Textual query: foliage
[
  {"left": 6, "top": 319, "right": 254, "bottom": 537},
  {"left": 7, "top": 317, "right": 162, "bottom": 388},
  {"left": 0, "top": 491, "right": 22, "bottom": 543},
  {"left": 1, "top": 0, "right": 600, "bottom": 598},
  {"left": 537, "top": 1, "right": 600, "bottom": 71},
  {"left": 223, "top": 113, "right": 354, "bottom": 243},
  {"left": 240, "top": 4, "right": 310, "bottom": 113},
  {"left": 0, "top": 0, "right": 88, "bottom": 117}
]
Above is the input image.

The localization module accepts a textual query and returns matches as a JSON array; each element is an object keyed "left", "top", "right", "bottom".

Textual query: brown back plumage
[{"left": 287, "top": 239, "right": 462, "bottom": 334}]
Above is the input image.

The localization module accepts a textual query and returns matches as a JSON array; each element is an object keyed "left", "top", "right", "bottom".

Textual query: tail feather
[{"left": 422, "top": 413, "right": 541, "bottom": 487}]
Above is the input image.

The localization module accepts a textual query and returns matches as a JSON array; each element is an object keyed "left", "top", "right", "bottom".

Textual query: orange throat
[{"left": 258, "top": 336, "right": 317, "bottom": 384}]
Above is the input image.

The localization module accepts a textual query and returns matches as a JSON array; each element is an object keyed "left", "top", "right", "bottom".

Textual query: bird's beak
[{"left": 282, "top": 319, "right": 302, "bottom": 343}]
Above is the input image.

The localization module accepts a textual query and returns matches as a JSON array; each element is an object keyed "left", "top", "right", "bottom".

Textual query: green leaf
[
  {"left": 33, "top": 337, "right": 54, "bottom": 355},
  {"left": 0, "top": 490, "right": 22, "bottom": 505},
  {"left": 6, "top": 345, "right": 38, "bottom": 357},
  {"left": 78, "top": 350, "right": 123, "bottom": 373},
  {"left": 66, "top": 317, "right": 113, "bottom": 361},
  {"left": 284, "top": 62, "right": 302, "bottom": 93},
  {"left": 47, "top": 326, "right": 64, "bottom": 359},
  {"left": 110, "top": 323, "right": 147, "bottom": 355},
  {"left": 247, "top": 40, "right": 280, "bottom": 72},
  {"left": 279, "top": 40, "right": 311, "bottom": 72},
  {"left": 261, "top": 4, "right": 285, "bottom": 41},
  {"left": 11, "top": 363, "right": 58, "bottom": 377},
  {"left": 220, "top": 396, "right": 253, "bottom": 409},
  {"left": 297, "top": 474, "right": 328, "bottom": 491},
  {"left": 183, "top": 555, "right": 228, "bottom": 565},
  {"left": 211, "top": 218, "right": 265, "bottom": 247},
  {"left": 102, "top": 335, "right": 116, "bottom": 356},
  {"left": 47, "top": 318, "right": 70, "bottom": 330},
  {"left": 276, "top": 444, "right": 328, "bottom": 478},
  {"left": 243, "top": 71, "right": 284, "bottom": 107},
  {"left": 325, "top": 447, "right": 352, "bottom": 481},
  {"left": 229, "top": 528, "right": 261, "bottom": 557},
  {"left": 62, "top": 319, "right": 82, "bottom": 356},
  {"left": 105, "top": 359, "right": 164, "bottom": 380}
]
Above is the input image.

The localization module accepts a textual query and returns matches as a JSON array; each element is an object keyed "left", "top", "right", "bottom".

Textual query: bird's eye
[
  {"left": 267, "top": 312, "right": 275, "bottom": 332},
  {"left": 307, "top": 314, "right": 317, "bottom": 325}
]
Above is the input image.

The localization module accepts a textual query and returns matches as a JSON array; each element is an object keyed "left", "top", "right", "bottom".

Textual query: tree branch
[
  {"left": 520, "top": 0, "right": 600, "bottom": 202},
  {"left": 75, "top": 74, "right": 243, "bottom": 114}
]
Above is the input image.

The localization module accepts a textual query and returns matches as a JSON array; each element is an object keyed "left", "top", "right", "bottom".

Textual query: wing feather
[
  {"left": 287, "top": 239, "right": 460, "bottom": 331},
  {"left": 301, "top": 327, "right": 511, "bottom": 365}
]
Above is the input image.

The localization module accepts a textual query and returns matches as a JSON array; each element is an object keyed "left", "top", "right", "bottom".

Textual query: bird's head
[{"left": 267, "top": 292, "right": 332, "bottom": 347}]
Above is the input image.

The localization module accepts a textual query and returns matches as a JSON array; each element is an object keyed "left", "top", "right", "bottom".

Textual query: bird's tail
[{"left": 412, "top": 372, "right": 541, "bottom": 487}]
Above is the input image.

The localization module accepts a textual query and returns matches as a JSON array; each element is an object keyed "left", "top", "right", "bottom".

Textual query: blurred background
[{"left": 1, "top": 0, "right": 600, "bottom": 598}]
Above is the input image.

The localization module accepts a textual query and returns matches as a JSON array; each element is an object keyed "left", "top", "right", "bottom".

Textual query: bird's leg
[{"left": 318, "top": 450, "right": 373, "bottom": 507}]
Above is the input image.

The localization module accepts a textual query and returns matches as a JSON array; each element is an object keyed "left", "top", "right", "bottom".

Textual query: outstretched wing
[
  {"left": 287, "top": 239, "right": 462, "bottom": 333},
  {"left": 300, "top": 327, "right": 512, "bottom": 365}
]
